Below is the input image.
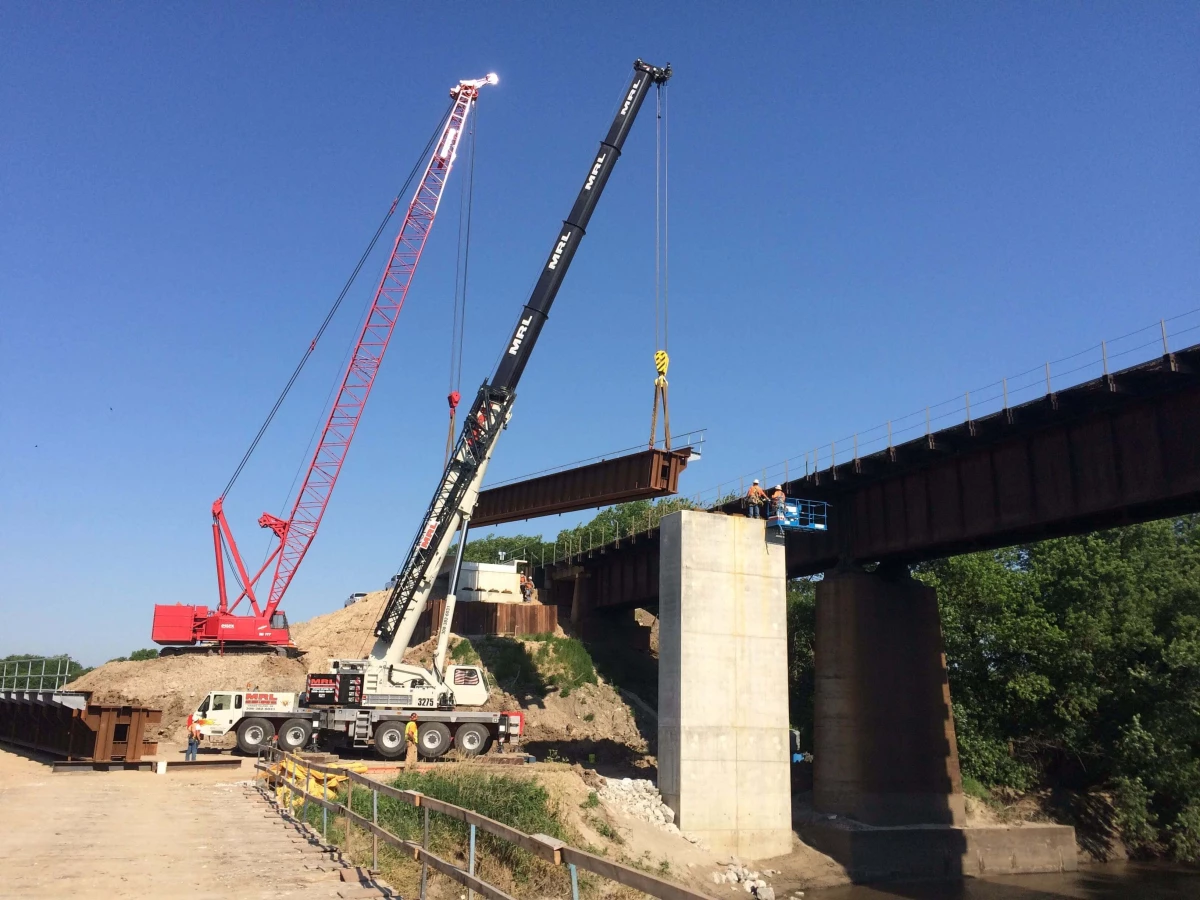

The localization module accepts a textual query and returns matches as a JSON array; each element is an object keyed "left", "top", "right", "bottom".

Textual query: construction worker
[
  {"left": 770, "top": 485, "right": 786, "bottom": 517},
  {"left": 404, "top": 713, "right": 419, "bottom": 768},
  {"left": 520, "top": 572, "right": 533, "bottom": 603},
  {"left": 185, "top": 713, "right": 201, "bottom": 761},
  {"left": 746, "top": 480, "right": 768, "bottom": 518}
]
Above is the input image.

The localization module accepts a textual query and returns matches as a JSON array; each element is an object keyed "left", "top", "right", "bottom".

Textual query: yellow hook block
[{"left": 654, "top": 350, "right": 669, "bottom": 377}]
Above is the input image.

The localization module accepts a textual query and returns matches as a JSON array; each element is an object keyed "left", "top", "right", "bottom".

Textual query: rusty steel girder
[
  {"left": 0, "top": 690, "right": 161, "bottom": 762},
  {"left": 472, "top": 448, "right": 691, "bottom": 528}
]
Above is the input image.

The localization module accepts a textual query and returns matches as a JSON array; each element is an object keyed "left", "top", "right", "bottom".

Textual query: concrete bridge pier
[
  {"left": 813, "top": 567, "right": 966, "bottom": 826},
  {"left": 658, "top": 510, "right": 793, "bottom": 859}
]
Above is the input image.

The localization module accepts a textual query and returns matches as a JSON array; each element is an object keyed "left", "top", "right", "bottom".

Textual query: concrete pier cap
[{"left": 657, "top": 510, "right": 792, "bottom": 859}]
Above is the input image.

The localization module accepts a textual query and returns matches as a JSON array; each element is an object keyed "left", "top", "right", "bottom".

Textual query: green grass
[
  {"left": 962, "top": 775, "right": 992, "bottom": 801},
  {"left": 582, "top": 712, "right": 594, "bottom": 723},
  {"left": 344, "top": 769, "right": 567, "bottom": 883},
  {"left": 520, "top": 633, "right": 598, "bottom": 693},
  {"left": 474, "top": 637, "right": 543, "bottom": 693},
  {"left": 588, "top": 815, "right": 623, "bottom": 843},
  {"left": 468, "top": 634, "right": 599, "bottom": 698},
  {"left": 449, "top": 637, "right": 480, "bottom": 665},
  {"left": 581, "top": 791, "right": 599, "bottom": 809}
]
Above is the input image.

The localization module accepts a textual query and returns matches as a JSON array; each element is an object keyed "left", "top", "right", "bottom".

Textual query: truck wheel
[
  {"left": 236, "top": 717, "right": 274, "bottom": 754},
  {"left": 418, "top": 722, "right": 452, "bottom": 759},
  {"left": 374, "top": 721, "right": 406, "bottom": 759},
  {"left": 455, "top": 723, "right": 489, "bottom": 756},
  {"left": 277, "top": 718, "right": 312, "bottom": 752}
]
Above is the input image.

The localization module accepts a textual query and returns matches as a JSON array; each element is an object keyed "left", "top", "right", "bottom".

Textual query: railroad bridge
[
  {"left": 483, "top": 344, "right": 1200, "bottom": 866},
  {"left": 537, "top": 344, "right": 1200, "bottom": 610}
]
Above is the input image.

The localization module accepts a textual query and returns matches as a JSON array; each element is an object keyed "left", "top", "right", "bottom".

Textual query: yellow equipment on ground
[{"left": 259, "top": 755, "right": 369, "bottom": 812}]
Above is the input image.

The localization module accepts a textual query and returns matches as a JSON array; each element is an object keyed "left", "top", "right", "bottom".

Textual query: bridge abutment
[
  {"left": 813, "top": 568, "right": 966, "bottom": 825},
  {"left": 658, "top": 510, "right": 792, "bottom": 859}
]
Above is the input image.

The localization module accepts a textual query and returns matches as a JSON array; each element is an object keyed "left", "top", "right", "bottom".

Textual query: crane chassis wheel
[
  {"left": 418, "top": 722, "right": 452, "bottom": 759},
  {"left": 374, "top": 721, "right": 406, "bottom": 759},
  {"left": 454, "top": 723, "right": 489, "bottom": 756},
  {"left": 277, "top": 718, "right": 312, "bottom": 752},
  {"left": 236, "top": 717, "right": 275, "bottom": 754}
]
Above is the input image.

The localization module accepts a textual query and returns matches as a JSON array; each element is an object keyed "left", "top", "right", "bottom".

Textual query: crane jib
[{"left": 372, "top": 60, "right": 671, "bottom": 649}]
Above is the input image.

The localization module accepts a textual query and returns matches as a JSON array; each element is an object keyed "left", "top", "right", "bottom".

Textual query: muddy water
[{"left": 807, "top": 862, "right": 1200, "bottom": 899}]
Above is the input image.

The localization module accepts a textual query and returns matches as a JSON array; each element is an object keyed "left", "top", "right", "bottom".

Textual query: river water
[{"left": 807, "top": 862, "right": 1200, "bottom": 899}]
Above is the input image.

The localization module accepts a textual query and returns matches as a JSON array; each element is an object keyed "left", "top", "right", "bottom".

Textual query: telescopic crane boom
[
  {"left": 327, "top": 60, "right": 670, "bottom": 707},
  {"left": 152, "top": 73, "right": 497, "bottom": 653}
]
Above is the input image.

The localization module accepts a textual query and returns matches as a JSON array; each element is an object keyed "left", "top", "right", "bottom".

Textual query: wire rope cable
[
  {"left": 448, "top": 99, "right": 479, "bottom": 395},
  {"left": 220, "top": 100, "right": 456, "bottom": 499},
  {"left": 663, "top": 80, "right": 669, "bottom": 352}
]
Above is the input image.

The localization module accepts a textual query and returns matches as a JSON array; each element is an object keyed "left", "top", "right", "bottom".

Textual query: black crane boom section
[
  {"left": 491, "top": 58, "right": 671, "bottom": 391},
  {"left": 374, "top": 60, "right": 671, "bottom": 646}
]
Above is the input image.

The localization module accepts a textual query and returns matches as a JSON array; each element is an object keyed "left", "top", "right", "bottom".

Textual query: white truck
[{"left": 191, "top": 688, "right": 524, "bottom": 758}]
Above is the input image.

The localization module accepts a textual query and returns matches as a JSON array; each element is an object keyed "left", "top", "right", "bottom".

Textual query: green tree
[
  {"left": 555, "top": 497, "right": 700, "bottom": 552},
  {"left": 458, "top": 533, "right": 554, "bottom": 566},
  {"left": 786, "top": 578, "right": 817, "bottom": 746},
  {"left": 912, "top": 517, "right": 1200, "bottom": 859}
]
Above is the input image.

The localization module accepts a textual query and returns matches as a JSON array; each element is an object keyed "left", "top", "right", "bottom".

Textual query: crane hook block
[
  {"left": 654, "top": 350, "right": 669, "bottom": 377},
  {"left": 448, "top": 390, "right": 461, "bottom": 410}
]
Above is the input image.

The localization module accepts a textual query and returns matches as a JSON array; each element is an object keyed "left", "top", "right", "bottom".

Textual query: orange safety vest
[{"left": 747, "top": 486, "right": 766, "bottom": 501}]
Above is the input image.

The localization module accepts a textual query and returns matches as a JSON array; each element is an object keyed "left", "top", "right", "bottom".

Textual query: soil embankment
[{"left": 68, "top": 591, "right": 649, "bottom": 760}]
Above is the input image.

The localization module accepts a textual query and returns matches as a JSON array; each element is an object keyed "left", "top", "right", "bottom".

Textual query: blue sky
[{"left": 2, "top": 4, "right": 1196, "bottom": 664}]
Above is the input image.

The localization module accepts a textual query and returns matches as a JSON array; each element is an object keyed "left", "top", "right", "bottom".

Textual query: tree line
[{"left": 788, "top": 516, "right": 1200, "bottom": 861}]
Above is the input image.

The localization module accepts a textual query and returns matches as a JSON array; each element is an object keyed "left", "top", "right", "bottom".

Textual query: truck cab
[{"left": 192, "top": 690, "right": 310, "bottom": 754}]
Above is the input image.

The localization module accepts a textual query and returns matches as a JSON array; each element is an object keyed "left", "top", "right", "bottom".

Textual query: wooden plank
[
  {"left": 345, "top": 771, "right": 423, "bottom": 807},
  {"left": 345, "top": 807, "right": 414, "bottom": 855},
  {"left": 343, "top": 809, "right": 515, "bottom": 900},
  {"left": 414, "top": 794, "right": 559, "bottom": 863},
  {"left": 413, "top": 846, "right": 518, "bottom": 900},
  {"left": 558, "top": 845, "right": 711, "bottom": 900},
  {"left": 335, "top": 771, "right": 704, "bottom": 900}
]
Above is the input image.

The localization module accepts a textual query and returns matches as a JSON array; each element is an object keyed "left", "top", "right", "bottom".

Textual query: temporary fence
[{"left": 255, "top": 746, "right": 709, "bottom": 900}]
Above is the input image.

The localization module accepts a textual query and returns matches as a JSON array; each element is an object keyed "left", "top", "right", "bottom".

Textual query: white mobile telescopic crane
[{"left": 305, "top": 60, "right": 671, "bottom": 758}]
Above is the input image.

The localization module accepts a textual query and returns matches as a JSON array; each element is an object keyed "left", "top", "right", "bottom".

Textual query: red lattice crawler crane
[{"left": 153, "top": 74, "right": 497, "bottom": 654}]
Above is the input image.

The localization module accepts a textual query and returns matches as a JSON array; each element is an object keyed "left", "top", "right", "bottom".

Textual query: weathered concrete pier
[{"left": 657, "top": 511, "right": 792, "bottom": 858}]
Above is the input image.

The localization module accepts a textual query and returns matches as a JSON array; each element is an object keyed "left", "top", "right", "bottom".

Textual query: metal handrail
[
  {"left": 255, "top": 746, "right": 707, "bottom": 900},
  {"left": 0, "top": 656, "right": 73, "bottom": 691}
]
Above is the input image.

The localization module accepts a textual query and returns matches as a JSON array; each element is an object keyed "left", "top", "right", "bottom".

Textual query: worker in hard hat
[
  {"left": 746, "top": 480, "right": 768, "bottom": 518},
  {"left": 770, "top": 485, "right": 786, "bottom": 517},
  {"left": 404, "top": 713, "right": 419, "bottom": 768},
  {"left": 185, "top": 713, "right": 201, "bottom": 761}
]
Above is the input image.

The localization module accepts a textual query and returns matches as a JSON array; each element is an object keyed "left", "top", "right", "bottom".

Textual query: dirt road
[{"left": 0, "top": 747, "right": 379, "bottom": 900}]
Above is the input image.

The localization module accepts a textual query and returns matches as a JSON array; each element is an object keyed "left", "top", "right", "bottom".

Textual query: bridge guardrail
[
  {"left": 256, "top": 746, "right": 711, "bottom": 900},
  {"left": 0, "top": 656, "right": 74, "bottom": 691}
]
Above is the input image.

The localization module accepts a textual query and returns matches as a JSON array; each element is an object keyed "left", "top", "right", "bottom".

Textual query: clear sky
[{"left": 2, "top": 4, "right": 1197, "bottom": 664}]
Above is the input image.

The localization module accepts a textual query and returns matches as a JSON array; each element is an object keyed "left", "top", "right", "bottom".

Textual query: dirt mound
[
  {"left": 65, "top": 591, "right": 398, "bottom": 741},
  {"left": 68, "top": 653, "right": 306, "bottom": 742},
  {"left": 66, "top": 594, "right": 653, "bottom": 765},
  {"left": 290, "top": 589, "right": 391, "bottom": 668}
]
